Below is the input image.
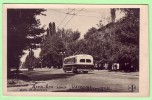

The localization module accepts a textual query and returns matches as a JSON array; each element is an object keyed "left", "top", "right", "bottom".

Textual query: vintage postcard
[{"left": 3, "top": 4, "right": 149, "bottom": 97}]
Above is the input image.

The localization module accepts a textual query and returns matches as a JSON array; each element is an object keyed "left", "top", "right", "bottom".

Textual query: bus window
[
  {"left": 86, "top": 59, "right": 91, "bottom": 63},
  {"left": 64, "top": 58, "right": 76, "bottom": 64},
  {"left": 73, "top": 58, "right": 76, "bottom": 63},
  {"left": 80, "top": 59, "right": 85, "bottom": 62}
]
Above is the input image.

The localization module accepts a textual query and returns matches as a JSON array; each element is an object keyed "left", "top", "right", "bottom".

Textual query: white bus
[{"left": 63, "top": 54, "right": 94, "bottom": 73}]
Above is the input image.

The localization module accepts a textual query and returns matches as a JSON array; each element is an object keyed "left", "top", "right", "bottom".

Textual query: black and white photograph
[{"left": 3, "top": 4, "right": 149, "bottom": 96}]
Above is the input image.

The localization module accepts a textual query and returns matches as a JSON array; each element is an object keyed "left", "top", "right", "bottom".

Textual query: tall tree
[
  {"left": 7, "top": 9, "right": 45, "bottom": 74},
  {"left": 47, "top": 22, "right": 56, "bottom": 36},
  {"left": 52, "top": 22, "right": 56, "bottom": 33},
  {"left": 110, "top": 8, "right": 116, "bottom": 23},
  {"left": 48, "top": 22, "right": 52, "bottom": 36}
]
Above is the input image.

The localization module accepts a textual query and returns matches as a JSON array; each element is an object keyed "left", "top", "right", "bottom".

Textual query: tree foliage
[
  {"left": 39, "top": 8, "right": 139, "bottom": 72},
  {"left": 23, "top": 50, "right": 41, "bottom": 69},
  {"left": 7, "top": 9, "right": 46, "bottom": 72},
  {"left": 70, "top": 8, "right": 139, "bottom": 71},
  {"left": 89, "top": 8, "right": 140, "bottom": 71},
  {"left": 40, "top": 34, "right": 66, "bottom": 67},
  {"left": 40, "top": 28, "right": 80, "bottom": 68}
]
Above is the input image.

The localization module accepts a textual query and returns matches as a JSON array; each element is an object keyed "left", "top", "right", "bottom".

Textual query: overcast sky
[{"left": 37, "top": 8, "right": 124, "bottom": 38}]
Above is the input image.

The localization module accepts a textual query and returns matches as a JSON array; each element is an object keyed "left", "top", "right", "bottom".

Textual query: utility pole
[
  {"left": 60, "top": 52, "right": 65, "bottom": 68},
  {"left": 40, "top": 58, "right": 43, "bottom": 69}
]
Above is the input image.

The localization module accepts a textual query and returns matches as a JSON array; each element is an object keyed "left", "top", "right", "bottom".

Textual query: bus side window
[
  {"left": 64, "top": 59, "right": 68, "bottom": 64},
  {"left": 86, "top": 59, "right": 91, "bottom": 63},
  {"left": 80, "top": 59, "right": 85, "bottom": 62},
  {"left": 74, "top": 58, "right": 76, "bottom": 63}
]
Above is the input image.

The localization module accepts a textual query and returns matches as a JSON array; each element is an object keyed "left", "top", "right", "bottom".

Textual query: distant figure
[{"left": 112, "top": 63, "right": 119, "bottom": 71}]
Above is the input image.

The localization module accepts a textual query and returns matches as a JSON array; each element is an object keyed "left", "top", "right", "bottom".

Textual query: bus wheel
[
  {"left": 64, "top": 70, "right": 67, "bottom": 73},
  {"left": 72, "top": 67, "right": 78, "bottom": 73},
  {"left": 83, "top": 71, "right": 88, "bottom": 73},
  {"left": 73, "top": 70, "right": 78, "bottom": 74}
]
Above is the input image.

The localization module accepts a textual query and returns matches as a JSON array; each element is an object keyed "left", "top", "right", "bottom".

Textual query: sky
[
  {"left": 37, "top": 8, "right": 124, "bottom": 38},
  {"left": 20, "top": 8, "right": 125, "bottom": 64}
]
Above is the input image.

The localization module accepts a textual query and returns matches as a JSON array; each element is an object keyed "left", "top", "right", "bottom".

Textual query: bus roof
[{"left": 64, "top": 54, "right": 93, "bottom": 60}]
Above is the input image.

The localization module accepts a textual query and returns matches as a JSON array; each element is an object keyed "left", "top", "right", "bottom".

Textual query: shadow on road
[
  {"left": 8, "top": 69, "right": 77, "bottom": 82},
  {"left": 26, "top": 73, "right": 76, "bottom": 81},
  {"left": 65, "top": 71, "right": 94, "bottom": 74}
]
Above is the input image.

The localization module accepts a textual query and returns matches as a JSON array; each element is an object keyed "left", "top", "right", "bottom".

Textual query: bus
[{"left": 63, "top": 54, "right": 94, "bottom": 73}]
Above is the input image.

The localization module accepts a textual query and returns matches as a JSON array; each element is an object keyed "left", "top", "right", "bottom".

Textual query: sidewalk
[{"left": 94, "top": 70, "right": 139, "bottom": 77}]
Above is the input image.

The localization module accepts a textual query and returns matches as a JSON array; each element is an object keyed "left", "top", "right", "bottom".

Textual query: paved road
[{"left": 8, "top": 68, "right": 139, "bottom": 92}]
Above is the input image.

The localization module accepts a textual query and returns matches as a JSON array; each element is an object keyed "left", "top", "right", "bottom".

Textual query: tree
[
  {"left": 81, "top": 8, "right": 139, "bottom": 71},
  {"left": 67, "top": 39, "right": 88, "bottom": 55},
  {"left": 40, "top": 34, "right": 66, "bottom": 68},
  {"left": 110, "top": 8, "right": 116, "bottom": 23},
  {"left": 23, "top": 50, "right": 41, "bottom": 69},
  {"left": 7, "top": 9, "right": 46, "bottom": 75},
  {"left": 97, "top": 8, "right": 139, "bottom": 71},
  {"left": 84, "top": 27, "right": 97, "bottom": 40},
  {"left": 47, "top": 22, "right": 56, "bottom": 36},
  {"left": 52, "top": 22, "right": 56, "bottom": 33},
  {"left": 115, "top": 8, "right": 139, "bottom": 71},
  {"left": 97, "top": 20, "right": 104, "bottom": 28},
  {"left": 24, "top": 50, "right": 35, "bottom": 70},
  {"left": 40, "top": 28, "right": 81, "bottom": 68}
]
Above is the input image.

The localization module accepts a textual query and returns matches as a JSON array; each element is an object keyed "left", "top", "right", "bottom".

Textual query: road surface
[{"left": 8, "top": 68, "right": 139, "bottom": 92}]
